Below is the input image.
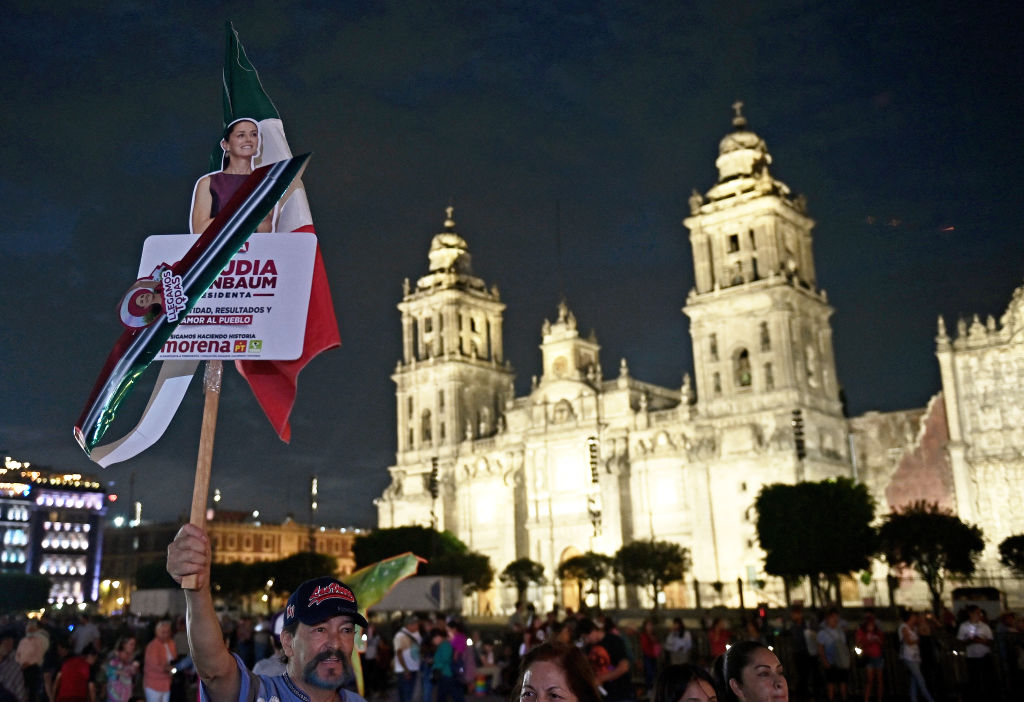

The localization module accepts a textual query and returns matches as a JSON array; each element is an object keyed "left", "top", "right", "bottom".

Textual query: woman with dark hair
[
  {"left": 664, "top": 618, "right": 693, "bottom": 665},
  {"left": 513, "top": 641, "right": 601, "bottom": 702},
  {"left": 189, "top": 119, "right": 274, "bottom": 235},
  {"left": 720, "top": 641, "right": 787, "bottom": 702},
  {"left": 653, "top": 664, "right": 718, "bottom": 702}
]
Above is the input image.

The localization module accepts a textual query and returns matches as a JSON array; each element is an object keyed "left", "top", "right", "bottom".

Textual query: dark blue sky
[{"left": 1, "top": 1, "right": 1021, "bottom": 527}]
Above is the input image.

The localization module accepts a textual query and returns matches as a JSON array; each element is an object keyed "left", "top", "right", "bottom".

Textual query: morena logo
[{"left": 308, "top": 582, "right": 355, "bottom": 606}]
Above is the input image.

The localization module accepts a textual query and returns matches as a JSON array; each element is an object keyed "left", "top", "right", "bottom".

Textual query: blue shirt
[{"left": 201, "top": 654, "right": 367, "bottom": 702}]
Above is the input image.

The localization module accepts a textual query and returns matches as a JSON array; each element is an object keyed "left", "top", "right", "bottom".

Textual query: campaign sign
[{"left": 138, "top": 233, "right": 316, "bottom": 360}]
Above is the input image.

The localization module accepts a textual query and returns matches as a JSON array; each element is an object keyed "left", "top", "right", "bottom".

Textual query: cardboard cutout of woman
[{"left": 189, "top": 118, "right": 275, "bottom": 234}]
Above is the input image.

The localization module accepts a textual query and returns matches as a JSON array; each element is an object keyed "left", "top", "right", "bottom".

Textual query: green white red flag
[{"left": 210, "top": 22, "right": 341, "bottom": 441}]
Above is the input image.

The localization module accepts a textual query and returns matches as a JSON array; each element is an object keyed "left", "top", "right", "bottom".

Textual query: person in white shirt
[
  {"left": 956, "top": 605, "right": 994, "bottom": 702},
  {"left": 898, "top": 611, "right": 935, "bottom": 702},
  {"left": 392, "top": 616, "right": 421, "bottom": 702}
]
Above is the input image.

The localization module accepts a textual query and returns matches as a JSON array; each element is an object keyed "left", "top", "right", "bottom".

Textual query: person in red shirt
[
  {"left": 707, "top": 618, "right": 731, "bottom": 660},
  {"left": 53, "top": 647, "right": 98, "bottom": 702},
  {"left": 638, "top": 618, "right": 662, "bottom": 694},
  {"left": 855, "top": 614, "right": 884, "bottom": 702}
]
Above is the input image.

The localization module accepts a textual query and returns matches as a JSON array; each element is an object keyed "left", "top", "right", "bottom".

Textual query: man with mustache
[{"left": 166, "top": 525, "right": 367, "bottom": 702}]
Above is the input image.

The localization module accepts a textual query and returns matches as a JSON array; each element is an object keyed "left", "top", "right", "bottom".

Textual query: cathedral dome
[
  {"left": 427, "top": 206, "right": 473, "bottom": 275},
  {"left": 714, "top": 102, "right": 771, "bottom": 183}
]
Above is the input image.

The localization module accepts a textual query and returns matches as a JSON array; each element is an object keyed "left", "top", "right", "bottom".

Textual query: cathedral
[{"left": 376, "top": 106, "right": 1024, "bottom": 611}]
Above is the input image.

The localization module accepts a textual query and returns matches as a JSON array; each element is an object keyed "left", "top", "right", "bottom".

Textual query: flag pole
[{"left": 182, "top": 359, "right": 222, "bottom": 590}]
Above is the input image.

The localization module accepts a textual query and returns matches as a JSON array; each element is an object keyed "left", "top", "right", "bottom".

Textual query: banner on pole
[{"left": 139, "top": 233, "right": 317, "bottom": 361}]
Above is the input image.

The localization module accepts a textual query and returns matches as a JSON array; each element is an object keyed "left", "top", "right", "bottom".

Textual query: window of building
[
  {"left": 734, "top": 349, "right": 752, "bottom": 388},
  {"left": 728, "top": 233, "right": 740, "bottom": 253},
  {"left": 421, "top": 409, "right": 432, "bottom": 444},
  {"left": 760, "top": 322, "right": 771, "bottom": 352},
  {"left": 764, "top": 362, "right": 774, "bottom": 390},
  {"left": 713, "top": 372, "right": 722, "bottom": 395},
  {"left": 710, "top": 333, "right": 719, "bottom": 361}
]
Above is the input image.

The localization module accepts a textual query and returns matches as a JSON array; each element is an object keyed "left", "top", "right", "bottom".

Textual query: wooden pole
[{"left": 181, "top": 360, "right": 223, "bottom": 590}]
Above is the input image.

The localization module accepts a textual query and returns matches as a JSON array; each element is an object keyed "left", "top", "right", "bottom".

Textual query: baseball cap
[{"left": 284, "top": 577, "right": 368, "bottom": 629}]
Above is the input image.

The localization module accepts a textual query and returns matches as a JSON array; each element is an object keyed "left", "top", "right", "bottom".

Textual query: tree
[
  {"left": 438, "top": 551, "right": 494, "bottom": 595},
  {"left": 557, "top": 556, "right": 589, "bottom": 607},
  {"left": 557, "top": 552, "right": 612, "bottom": 609},
  {"left": 879, "top": 501, "right": 985, "bottom": 614},
  {"left": 614, "top": 540, "right": 690, "bottom": 610},
  {"left": 500, "top": 558, "right": 546, "bottom": 603},
  {"left": 755, "top": 477, "right": 877, "bottom": 605},
  {"left": 353, "top": 525, "right": 465, "bottom": 568},
  {"left": 267, "top": 552, "right": 339, "bottom": 594},
  {"left": 0, "top": 573, "right": 50, "bottom": 614},
  {"left": 136, "top": 561, "right": 179, "bottom": 589},
  {"left": 355, "top": 526, "right": 492, "bottom": 594},
  {"left": 998, "top": 534, "right": 1024, "bottom": 577}
]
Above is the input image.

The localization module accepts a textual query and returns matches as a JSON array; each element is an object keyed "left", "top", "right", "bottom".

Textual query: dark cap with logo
[{"left": 284, "top": 576, "right": 368, "bottom": 629}]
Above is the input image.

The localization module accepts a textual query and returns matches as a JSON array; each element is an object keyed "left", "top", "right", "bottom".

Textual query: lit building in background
[
  {"left": 376, "top": 107, "right": 1024, "bottom": 611},
  {"left": 101, "top": 509, "right": 363, "bottom": 603},
  {"left": 1, "top": 456, "right": 106, "bottom": 604}
]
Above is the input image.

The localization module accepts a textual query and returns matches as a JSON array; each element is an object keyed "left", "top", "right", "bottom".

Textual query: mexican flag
[{"left": 216, "top": 22, "right": 341, "bottom": 441}]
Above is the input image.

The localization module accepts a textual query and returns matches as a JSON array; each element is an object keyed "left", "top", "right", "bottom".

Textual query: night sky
[{"left": 2, "top": 1, "right": 1022, "bottom": 529}]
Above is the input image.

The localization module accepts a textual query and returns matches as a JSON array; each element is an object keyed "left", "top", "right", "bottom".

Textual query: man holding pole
[{"left": 166, "top": 524, "right": 367, "bottom": 702}]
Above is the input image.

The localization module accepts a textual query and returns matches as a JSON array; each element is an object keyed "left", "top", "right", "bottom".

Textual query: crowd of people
[{"left": 2, "top": 582, "right": 1022, "bottom": 702}]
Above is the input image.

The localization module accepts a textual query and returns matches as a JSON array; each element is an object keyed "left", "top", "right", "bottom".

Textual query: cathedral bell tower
[
  {"left": 389, "top": 208, "right": 514, "bottom": 527},
  {"left": 683, "top": 104, "right": 848, "bottom": 477}
]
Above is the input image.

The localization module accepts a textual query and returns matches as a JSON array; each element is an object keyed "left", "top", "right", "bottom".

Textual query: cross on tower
[{"left": 732, "top": 100, "right": 744, "bottom": 119}]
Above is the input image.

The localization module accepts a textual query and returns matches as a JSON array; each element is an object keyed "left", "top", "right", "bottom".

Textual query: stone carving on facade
[
  {"left": 688, "top": 188, "right": 704, "bottom": 215},
  {"left": 552, "top": 399, "right": 575, "bottom": 424},
  {"left": 686, "top": 435, "right": 718, "bottom": 461}
]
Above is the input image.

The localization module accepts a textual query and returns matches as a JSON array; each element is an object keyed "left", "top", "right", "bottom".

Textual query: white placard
[{"left": 138, "top": 233, "right": 317, "bottom": 360}]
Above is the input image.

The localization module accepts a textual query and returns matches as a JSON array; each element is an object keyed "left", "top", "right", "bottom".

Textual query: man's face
[
  {"left": 586, "top": 629, "right": 604, "bottom": 645},
  {"left": 283, "top": 615, "right": 356, "bottom": 691}
]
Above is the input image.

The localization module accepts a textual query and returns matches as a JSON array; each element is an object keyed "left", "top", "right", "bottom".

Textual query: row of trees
[
  {"left": 754, "top": 477, "right": 1019, "bottom": 614},
  {"left": 119, "top": 485, "right": 1024, "bottom": 616},
  {"left": 355, "top": 526, "right": 691, "bottom": 610},
  {"left": 136, "top": 550, "right": 340, "bottom": 605},
  {"left": 500, "top": 540, "right": 691, "bottom": 611}
]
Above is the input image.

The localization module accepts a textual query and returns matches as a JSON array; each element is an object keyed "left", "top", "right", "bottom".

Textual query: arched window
[
  {"left": 734, "top": 348, "right": 752, "bottom": 388},
  {"left": 421, "top": 409, "right": 432, "bottom": 444}
]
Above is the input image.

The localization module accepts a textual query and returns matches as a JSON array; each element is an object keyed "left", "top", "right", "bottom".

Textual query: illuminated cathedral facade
[{"left": 376, "top": 107, "right": 1024, "bottom": 610}]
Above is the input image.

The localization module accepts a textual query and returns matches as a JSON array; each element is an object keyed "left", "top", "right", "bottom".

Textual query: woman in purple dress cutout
[{"left": 190, "top": 118, "right": 273, "bottom": 234}]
